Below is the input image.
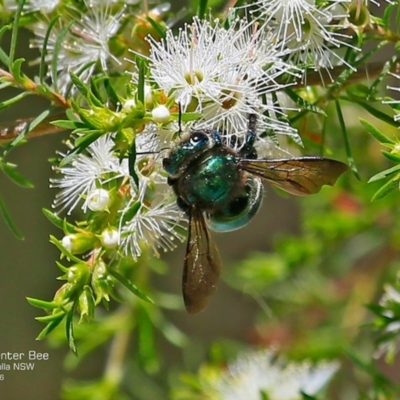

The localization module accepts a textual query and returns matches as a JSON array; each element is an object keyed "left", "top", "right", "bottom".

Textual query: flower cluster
[
  {"left": 51, "top": 132, "right": 186, "bottom": 260},
  {"left": 212, "top": 349, "right": 339, "bottom": 400},
  {"left": 145, "top": 16, "right": 301, "bottom": 146},
  {"left": 28, "top": 0, "right": 125, "bottom": 94},
  {"left": 243, "top": 0, "right": 356, "bottom": 77}
]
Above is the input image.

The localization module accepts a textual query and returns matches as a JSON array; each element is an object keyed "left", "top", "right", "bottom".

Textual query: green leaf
[
  {"left": 348, "top": 98, "right": 398, "bottom": 127},
  {"left": 197, "top": 0, "right": 208, "bottom": 19},
  {"left": 146, "top": 16, "right": 167, "bottom": 39},
  {"left": 50, "top": 120, "right": 80, "bottom": 130},
  {"left": 59, "top": 130, "right": 103, "bottom": 167},
  {"left": 0, "top": 25, "right": 11, "bottom": 67},
  {"left": 136, "top": 56, "right": 146, "bottom": 105},
  {"left": 74, "top": 130, "right": 104, "bottom": 151},
  {"left": 0, "top": 91, "right": 31, "bottom": 112},
  {"left": 66, "top": 308, "right": 78, "bottom": 355},
  {"left": 285, "top": 88, "right": 326, "bottom": 116},
  {"left": 39, "top": 16, "right": 60, "bottom": 84},
  {"left": 36, "top": 310, "right": 66, "bottom": 323},
  {"left": 368, "top": 56, "right": 398, "bottom": 99},
  {"left": 368, "top": 164, "right": 400, "bottom": 182},
  {"left": 107, "top": 268, "right": 153, "bottom": 304},
  {"left": 103, "top": 78, "right": 120, "bottom": 109},
  {"left": 0, "top": 162, "right": 34, "bottom": 188},
  {"left": 56, "top": 261, "right": 69, "bottom": 274},
  {"left": 6, "top": 109, "right": 52, "bottom": 153},
  {"left": 0, "top": 194, "right": 24, "bottom": 240},
  {"left": 42, "top": 208, "right": 76, "bottom": 232},
  {"left": 179, "top": 112, "right": 203, "bottom": 122},
  {"left": 335, "top": 100, "right": 359, "bottom": 178},
  {"left": 371, "top": 177, "right": 399, "bottom": 201},
  {"left": 64, "top": 61, "right": 96, "bottom": 98},
  {"left": 11, "top": 58, "right": 27, "bottom": 84},
  {"left": 9, "top": 0, "right": 26, "bottom": 68},
  {"left": 70, "top": 72, "right": 103, "bottom": 107},
  {"left": 90, "top": 77, "right": 104, "bottom": 105},
  {"left": 381, "top": 151, "right": 400, "bottom": 163},
  {"left": 27, "top": 297, "right": 58, "bottom": 310},
  {"left": 359, "top": 118, "right": 395, "bottom": 144},
  {"left": 52, "top": 21, "right": 73, "bottom": 92},
  {"left": 36, "top": 312, "right": 66, "bottom": 340}
]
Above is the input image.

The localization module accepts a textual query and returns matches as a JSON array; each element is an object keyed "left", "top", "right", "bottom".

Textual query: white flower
[
  {"left": 246, "top": 0, "right": 356, "bottom": 75},
  {"left": 216, "top": 349, "right": 339, "bottom": 400},
  {"left": 50, "top": 135, "right": 126, "bottom": 214},
  {"left": 4, "top": 0, "right": 59, "bottom": 13},
  {"left": 30, "top": 0, "right": 123, "bottom": 94},
  {"left": 120, "top": 197, "right": 186, "bottom": 259},
  {"left": 144, "top": 17, "right": 300, "bottom": 144}
]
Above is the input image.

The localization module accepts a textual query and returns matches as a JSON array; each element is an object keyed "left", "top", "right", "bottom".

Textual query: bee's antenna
[
  {"left": 178, "top": 102, "right": 182, "bottom": 138},
  {"left": 248, "top": 113, "right": 257, "bottom": 136}
]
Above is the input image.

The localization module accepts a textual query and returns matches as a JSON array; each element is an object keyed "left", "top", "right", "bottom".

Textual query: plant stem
[{"left": 103, "top": 307, "right": 132, "bottom": 391}]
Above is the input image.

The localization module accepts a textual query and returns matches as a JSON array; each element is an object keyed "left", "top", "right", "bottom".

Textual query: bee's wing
[
  {"left": 239, "top": 157, "right": 348, "bottom": 196},
  {"left": 183, "top": 206, "right": 221, "bottom": 314}
]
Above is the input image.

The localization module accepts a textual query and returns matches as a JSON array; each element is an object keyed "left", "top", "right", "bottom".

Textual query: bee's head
[{"left": 162, "top": 130, "right": 221, "bottom": 177}]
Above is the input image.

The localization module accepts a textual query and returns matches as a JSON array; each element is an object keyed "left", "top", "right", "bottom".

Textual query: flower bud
[
  {"left": 87, "top": 188, "right": 111, "bottom": 212},
  {"left": 92, "top": 261, "right": 114, "bottom": 303},
  {"left": 61, "top": 233, "right": 98, "bottom": 254},
  {"left": 122, "top": 98, "right": 136, "bottom": 112},
  {"left": 152, "top": 105, "right": 170, "bottom": 123},
  {"left": 79, "top": 286, "right": 95, "bottom": 321},
  {"left": 100, "top": 228, "right": 120, "bottom": 249},
  {"left": 67, "top": 263, "right": 90, "bottom": 285}
]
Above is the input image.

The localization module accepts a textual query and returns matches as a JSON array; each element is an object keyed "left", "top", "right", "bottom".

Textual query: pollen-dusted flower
[
  {"left": 247, "top": 0, "right": 356, "bottom": 76},
  {"left": 144, "top": 17, "right": 300, "bottom": 144},
  {"left": 29, "top": 0, "right": 124, "bottom": 94},
  {"left": 215, "top": 349, "right": 339, "bottom": 400},
  {"left": 120, "top": 196, "right": 186, "bottom": 259},
  {"left": 50, "top": 135, "right": 126, "bottom": 214}
]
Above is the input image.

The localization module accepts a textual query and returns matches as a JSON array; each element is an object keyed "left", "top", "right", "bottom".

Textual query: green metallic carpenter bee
[{"left": 163, "top": 115, "right": 348, "bottom": 314}]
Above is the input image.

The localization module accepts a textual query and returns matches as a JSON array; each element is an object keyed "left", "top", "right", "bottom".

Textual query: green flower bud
[
  {"left": 54, "top": 283, "right": 76, "bottom": 307},
  {"left": 67, "top": 263, "right": 90, "bottom": 285},
  {"left": 78, "top": 286, "right": 95, "bottom": 322},
  {"left": 61, "top": 232, "right": 98, "bottom": 254},
  {"left": 92, "top": 261, "right": 114, "bottom": 304}
]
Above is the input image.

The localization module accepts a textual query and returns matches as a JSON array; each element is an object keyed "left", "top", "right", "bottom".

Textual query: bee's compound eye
[{"left": 190, "top": 131, "right": 208, "bottom": 146}]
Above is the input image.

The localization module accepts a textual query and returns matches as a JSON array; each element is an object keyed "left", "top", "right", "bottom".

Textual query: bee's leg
[
  {"left": 238, "top": 114, "right": 258, "bottom": 159},
  {"left": 176, "top": 196, "right": 190, "bottom": 213}
]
